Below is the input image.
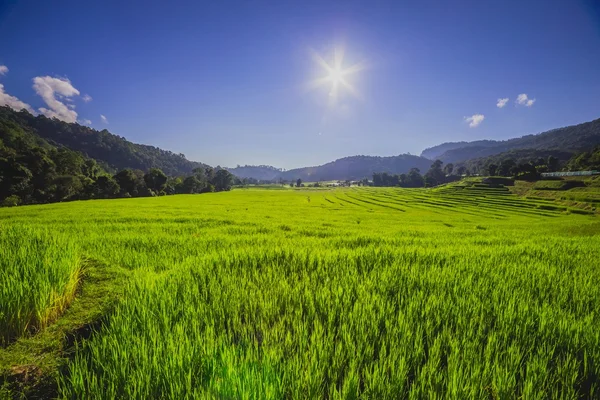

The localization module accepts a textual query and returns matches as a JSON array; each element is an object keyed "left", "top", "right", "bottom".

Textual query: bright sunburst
[{"left": 308, "top": 47, "right": 366, "bottom": 104}]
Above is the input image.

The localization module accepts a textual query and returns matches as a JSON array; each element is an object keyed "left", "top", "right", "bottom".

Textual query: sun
[
  {"left": 307, "top": 46, "right": 366, "bottom": 104},
  {"left": 328, "top": 67, "right": 344, "bottom": 84}
]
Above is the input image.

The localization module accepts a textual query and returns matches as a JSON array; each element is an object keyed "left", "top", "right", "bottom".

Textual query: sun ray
[{"left": 307, "top": 46, "right": 365, "bottom": 103}]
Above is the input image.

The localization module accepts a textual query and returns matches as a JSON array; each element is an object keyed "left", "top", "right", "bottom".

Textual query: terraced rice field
[{"left": 1, "top": 186, "right": 599, "bottom": 399}]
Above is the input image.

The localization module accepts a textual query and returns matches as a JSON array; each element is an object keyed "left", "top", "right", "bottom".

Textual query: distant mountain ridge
[
  {"left": 229, "top": 118, "right": 600, "bottom": 181},
  {"left": 226, "top": 165, "right": 283, "bottom": 181},
  {"left": 421, "top": 140, "right": 499, "bottom": 160},
  {"left": 3, "top": 105, "right": 600, "bottom": 182},
  {"left": 424, "top": 118, "right": 600, "bottom": 164},
  {"left": 228, "top": 155, "right": 433, "bottom": 182}
]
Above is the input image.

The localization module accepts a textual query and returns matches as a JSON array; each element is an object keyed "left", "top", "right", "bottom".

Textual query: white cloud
[
  {"left": 82, "top": 94, "right": 92, "bottom": 103},
  {"left": 0, "top": 65, "right": 8, "bottom": 76},
  {"left": 465, "top": 114, "right": 485, "bottom": 128},
  {"left": 100, "top": 114, "right": 108, "bottom": 124},
  {"left": 516, "top": 93, "right": 536, "bottom": 107},
  {"left": 496, "top": 98, "right": 509, "bottom": 108},
  {"left": 80, "top": 119, "right": 92, "bottom": 125},
  {"left": 0, "top": 84, "right": 34, "bottom": 113},
  {"left": 33, "top": 76, "right": 81, "bottom": 123}
]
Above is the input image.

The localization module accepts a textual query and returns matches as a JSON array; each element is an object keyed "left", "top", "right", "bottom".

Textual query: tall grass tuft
[{"left": 0, "top": 225, "right": 82, "bottom": 345}]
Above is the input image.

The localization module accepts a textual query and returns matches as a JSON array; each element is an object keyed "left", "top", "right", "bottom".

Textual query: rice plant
[
  {"left": 0, "top": 225, "right": 81, "bottom": 345},
  {"left": 0, "top": 187, "right": 598, "bottom": 398}
]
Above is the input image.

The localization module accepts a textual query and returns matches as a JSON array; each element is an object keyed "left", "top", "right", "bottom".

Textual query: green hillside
[
  {"left": 429, "top": 118, "right": 600, "bottom": 164},
  {"left": 0, "top": 106, "right": 206, "bottom": 176}
]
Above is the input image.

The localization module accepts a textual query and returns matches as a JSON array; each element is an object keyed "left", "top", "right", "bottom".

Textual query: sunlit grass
[
  {"left": 0, "top": 187, "right": 598, "bottom": 398},
  {"left": 0, "top": 226, "right": 81, "bottom": 345}
]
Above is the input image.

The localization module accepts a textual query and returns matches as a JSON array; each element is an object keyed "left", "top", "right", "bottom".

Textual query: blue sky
[{"left": 1, "top": 0, "right": 599, "bottom": 169}]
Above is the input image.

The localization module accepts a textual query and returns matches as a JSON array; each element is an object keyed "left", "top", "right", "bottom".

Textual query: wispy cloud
[
  {"left": 33, "top": 76, "right": 80, "bottom": 123},
  {"left": 465, "top": 114, "right": 485, "bottom": 128},
  {"left": 100, "top": 114, "right": 108, "bottom": 124},
  {"left": 516, "top": 93, "right": 536, "bottom": 107},
  {"left": 80, "top": 119, "right": 92, "bottom": 125},
  {"left": 82, "top": 94, "right": 92, "bottom": 103},
  {"left": 0, "top": 65, "right": 8, "bottom": 76},
  {"left": 496, "top": 98, "right": 509, "bottom": 108},
  {"left": 0, "top": 84, "right": 34, "bottom": 113}
]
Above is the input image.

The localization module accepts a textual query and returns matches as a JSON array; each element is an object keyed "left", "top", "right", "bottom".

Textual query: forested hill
[
  {"left": 421, "top": 140, "right": 499, "bottom": 160},
  {"left": 278, "top": 154, "right": 432, "bottom": 181},
  {"left": 424, "top": 118, "right": 600, "bottom": 164},
  {"left": 0, "top": 107, "right": 206, "bottom": 176}
]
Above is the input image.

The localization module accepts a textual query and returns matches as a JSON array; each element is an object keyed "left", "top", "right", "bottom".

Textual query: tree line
[
  {"left": 370, "top": 152, "right": 595, "bottom": 188},
  {"left": 372, "top": 161, "right": 458, "bottom": 188},
  {"left": 0, "top": 114, "right": 234, "bottom": 207}
]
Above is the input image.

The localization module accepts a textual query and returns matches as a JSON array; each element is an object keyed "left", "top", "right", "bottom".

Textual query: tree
[
  {"left": 296, "top": 178, "right": 302, "bottom": 187},
  {"left": 498, "top": 159, "right": 516, "bottom": 177},
  {"left": 2, "top": 195, "right": 20, "bottom": 207},
  {"left": 514, "top": 162, "right": 538, "bottom": 180},
  {"left": 406, "top": 168, "right": 424, "bottom": 187},
  {"left": 535, "top": 157, "right": 546, "bottom": 167},
  {"left": 182, "top": 176, "right": 202, "bottom": 194},
  {"left": 425, "top": 160, "right": 445, "bottom": 186},
  {"left": 456, "top": 166, "right": 466, "bottom": 176},
  {"left": 547, "top": 156, "right": 560, "bottom": 172},
  {"left": 93, "top": 176, "right": 120, "bottom": 198},
  {"left": 443, "top": 163, "right": 454, "bottom": 176},
  {"left": 114, "top": 169, "right": 138, "bottom": 197},
  {"left": 82, "top": 159, "right": 102, "bottom": 179},
  {"left": 53, "top": 175, "right": 84, "bottom": 201},
  {"left": 213, "top": 169, "right": 234, "bottom": 191},
  {"left": 144, "top": 168, "right": 168, "bottom": 193},
  {"left": 372, "top": 173, "right": 383, "bottom": 187},
  {"left": 487, "top": 164, "right": 498, "bottom": 176}
]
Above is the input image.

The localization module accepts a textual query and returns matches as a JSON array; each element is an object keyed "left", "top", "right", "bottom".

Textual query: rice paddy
[
  {"left": 1, "top": 186, "right": 599, "bottom": 398},
  {"left": 0, "top": 226, "right": 81, "bottom": 346}
]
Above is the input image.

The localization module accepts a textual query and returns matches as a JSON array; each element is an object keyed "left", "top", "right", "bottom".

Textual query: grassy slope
[
  {"left": 508, "top": 176, "right": 600, "bottom": 213},
  {"left": 0, "top": 188, "right": 599, "bottom": 398}
]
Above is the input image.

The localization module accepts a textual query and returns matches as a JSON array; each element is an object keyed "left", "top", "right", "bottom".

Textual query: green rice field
[{"left": 1, "top": 186, "right": 600, "bottom": 399}]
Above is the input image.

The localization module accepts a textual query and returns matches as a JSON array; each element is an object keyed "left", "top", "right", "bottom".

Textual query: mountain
[
  {"left": 226, "top": 165, "right": 283, "bottom": 181},
  {"left": 431, "top": 118, "right": 600, "bottom": 164},
  {"left": 227, "top": 155, "right": 432, "bottom": 182},
  {"left": 0, "top": 107, "right": 206, "bottom": 176},
  {"left": 421, "top": 140, "right": 498, "bottom": 160},
  {"left": 278, "top": 155, "right": 432, "bottom": 181}
]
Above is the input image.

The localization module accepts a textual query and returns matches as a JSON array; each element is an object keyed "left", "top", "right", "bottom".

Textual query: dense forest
[
  {"left": 0, "top": 107, "right": 206, "bottom": 176},
  {"left": 0, "top": 107, "right": 234, "bottom": 207},
  {"left": 566, "top": 146, "right": 600, "bottom": 171},
  {"left": 424, "top": 118, "right": 600, "bottom": 164}
]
